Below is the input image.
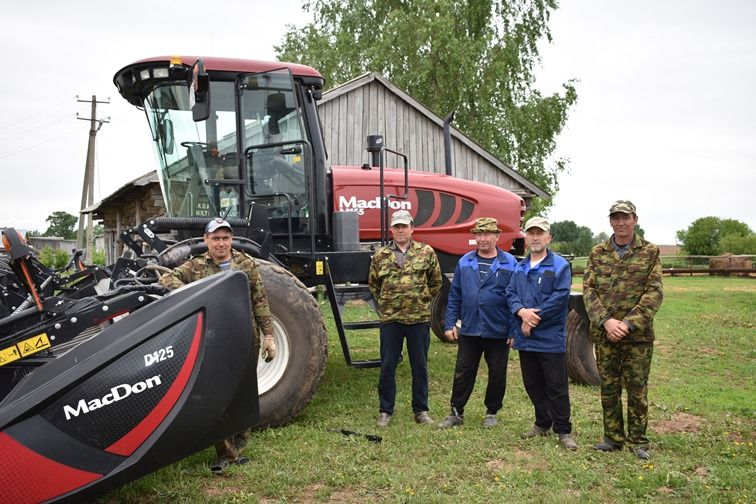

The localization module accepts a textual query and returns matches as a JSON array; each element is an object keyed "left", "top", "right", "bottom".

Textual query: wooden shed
[
  {"left": 84, "top": 171, "right": 165, "bottom": 263},
  {"left": 318, "top": 72, "right": 547, "bottom": 200}
]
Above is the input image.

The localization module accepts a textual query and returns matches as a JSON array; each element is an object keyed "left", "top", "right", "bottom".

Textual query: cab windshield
[{"left": 144, "top": 68, "right": 309, "bottom": 233}]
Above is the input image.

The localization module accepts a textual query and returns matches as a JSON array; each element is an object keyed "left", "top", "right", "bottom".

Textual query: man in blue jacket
[
  {"left": 438, "top": 217, "right": 517, "bottom": 428},
  {"left": 506, "top": 216, "right": 577, "bottom": 450}
]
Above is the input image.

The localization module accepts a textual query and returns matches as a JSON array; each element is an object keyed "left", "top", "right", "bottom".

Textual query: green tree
[
  {"left": 550, "top": 220, "right": 593, "bottom": 256},
  {"left": 593, "top": 231, "right": 609, "bottom": 244},
  {"left": 676, "top": 217, "right": 753, "bottom": 255},
  {"left": 43, "top": 211, "right": 78, "bottom": 240},
  {"left": 38, "top": 247, "right": 70, "bottom": 269},
  {"left": 719, "top": 233, "right": 756, "bottom": 254},
  {"left": 277, "top": 0, "right": 577, "bottom": 214}
]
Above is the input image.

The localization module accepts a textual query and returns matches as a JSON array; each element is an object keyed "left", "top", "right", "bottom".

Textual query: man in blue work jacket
[
  {"left": 506, "top": 216, "right": 577, "bottom": 450},
  {"left": 438, "top": 217, "right": 517, "bottom": 428}
]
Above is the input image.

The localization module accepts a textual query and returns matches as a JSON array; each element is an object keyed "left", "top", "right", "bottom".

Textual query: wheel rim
[{"left": 256, "top": 316, "right": 290, "bottom": 394}]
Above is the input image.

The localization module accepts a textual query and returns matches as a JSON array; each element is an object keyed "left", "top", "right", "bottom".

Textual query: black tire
[
  {"left": 254, "top": 260, "right": 328, "bottom": 428},
  {"left": 566, "top": 309, "right": 600, "bottom": 386},
  {"left": 430, "top": 276, "right": 453, "bottom": 342}
]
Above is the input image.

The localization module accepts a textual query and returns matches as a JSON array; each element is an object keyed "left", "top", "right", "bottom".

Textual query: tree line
[{"left": 550, "top": 217, "right": 754, "bottom": 256}]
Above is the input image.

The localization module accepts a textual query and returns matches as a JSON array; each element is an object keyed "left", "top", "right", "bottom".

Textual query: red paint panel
[
  {"left": 331, "top": 166, "right": 523, "bottom": 255},
  {"left": 0, "top": 432, "right": 101, "bottom": 503},
  {"left": 106, "top": 312, "right": 203, "bottom": 456}
]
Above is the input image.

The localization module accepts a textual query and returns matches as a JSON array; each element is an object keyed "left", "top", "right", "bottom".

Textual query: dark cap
[{"left": 205, "top": 217, "right": 233, "bottom": 234}]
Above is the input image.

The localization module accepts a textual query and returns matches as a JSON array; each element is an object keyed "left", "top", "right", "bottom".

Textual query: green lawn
[{"left": 108, "top": 277, "right": 755, "bottom": 503}]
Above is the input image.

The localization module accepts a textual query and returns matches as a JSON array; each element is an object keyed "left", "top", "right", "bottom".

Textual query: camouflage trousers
[
  {"left": 595, "top": 340, "right": 654, "bottom": 448},
  {"left": 215, "top": 431, "right": 250, "bottom": 462},
  {"left": 214, "top": 343, "right": 258, "bottom": 462}
]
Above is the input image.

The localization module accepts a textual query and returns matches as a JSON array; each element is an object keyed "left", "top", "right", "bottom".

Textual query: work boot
[
  {"left": 593, "top": 439, "right": 623, "bottom": 452},
  {"left": 210, "top": 456, "right": 249, "bottom": 475},
  {"left": 520, "top": 424, "right": 550, "bottom": 439},
  {"left": 482, "top": 414, "right": 498, "bottom": 428},
  {"left": 438, "top": 408, "right": 464, "bottom": 428},
  {"left": 376, "top": 412, "right": 392, "bottom": 428},
  {"left": 632, "top": 447, "right": 651, "bottom": 460},
  {"left": 558, "top": 433, "right": 578, "bottom": 451},
  {"left": 414, "top": 411, "right": 433, "bottom": 424}
]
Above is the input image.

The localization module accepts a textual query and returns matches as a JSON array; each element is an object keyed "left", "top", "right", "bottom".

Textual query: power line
[
  {"left": 0, "top": 113, "right": 73, "bottom": 147},
  {"left": 0, "top": 97, "right": 73, "bottom": 132},
  {"left": 0, "top": 126, "right": 80, "bottom": 160}
]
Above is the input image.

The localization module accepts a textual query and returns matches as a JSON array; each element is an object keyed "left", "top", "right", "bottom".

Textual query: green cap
[
  {"left": 609, "top": 200, "right": 637, "bottom": 215},
  {"left": 471, "top": 217, "right": 500, "bottom": 234},
  {"left": 523, "top": 216, "right": 550, "bottom": 232}
]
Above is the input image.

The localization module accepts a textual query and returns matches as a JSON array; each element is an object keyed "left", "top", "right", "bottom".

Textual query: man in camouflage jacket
[
  {"left": 583, "top": 201, "right": 663, "bottom": 460},
  {"left": 159, "top": 217, "right": 275, "bottom": 473},
  {"left": 368, "top": 210, "right": 442, "bottom": 427}
]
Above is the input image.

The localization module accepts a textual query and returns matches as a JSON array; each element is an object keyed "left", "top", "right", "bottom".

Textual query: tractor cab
[{"left": 114, "top": 56, "right": 327, "bottom": 243}]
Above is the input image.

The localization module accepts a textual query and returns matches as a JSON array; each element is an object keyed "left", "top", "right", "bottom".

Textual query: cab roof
[{"left": 114, "top": 55, "right": 324, "bottom": 106}]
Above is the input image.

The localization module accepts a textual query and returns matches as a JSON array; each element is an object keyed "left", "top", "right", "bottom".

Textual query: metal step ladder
[{"left": 323, "top": 260, "right": 382, "bottom": 368}]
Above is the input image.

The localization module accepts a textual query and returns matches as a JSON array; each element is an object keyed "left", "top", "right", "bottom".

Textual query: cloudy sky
[{"left": 1, "top": 1, "right": 754, "bottom": 245}]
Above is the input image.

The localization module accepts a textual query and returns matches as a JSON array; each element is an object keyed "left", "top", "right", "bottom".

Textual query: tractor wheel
[
  {"left": 254, "top": 260, "right": 328, "bottom": 428},
  {"left": 566, "top": 309, "right": 600, "bottom": 386},
  {"left": 430, "top": 276, "right": 453, "bottom": 342}
]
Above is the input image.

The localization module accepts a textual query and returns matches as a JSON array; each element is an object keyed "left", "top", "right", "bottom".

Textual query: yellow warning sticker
[
  {"left": 316, "top": 260, "right": 324, "bottom": 275},
  {"left": 0, "top": 345, "right": 21, "bottom": 366},
  {"left": 18, "top": 333, "right": 51, "bottom": 357}
]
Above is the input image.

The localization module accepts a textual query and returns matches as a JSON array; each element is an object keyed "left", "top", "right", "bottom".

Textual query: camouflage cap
[
  {"left": 523, "top": 216, "right": 550, "bottom": 232},
  {"left": 390, "top": 210, "right": 414, "bottom": 226},
  {"left": 205, "top": 217, "right": 233, "bottom": 234},
  {"left": 608, "top": 200, "right": 637, "bottom": 215},
  {"left": 471, "top": 217, "right": 500, "bottom": 234}
]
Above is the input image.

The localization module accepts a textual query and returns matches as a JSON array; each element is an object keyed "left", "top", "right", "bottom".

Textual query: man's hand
[
  {"left": 603, "top": 318, "right": 629, "bottom": 343},
  {"left": 518, "top": 308, "right": 541, "bottom": 330},
  {"left": 521, "top": 320, "right": 532, "bottom": 337},
  {"left": 261, "top": 335, "right": 277, "bottom": 362},
  {"left": 507, "top": 338, "right": 514, "bottom": 348},
  {"left": 444, "top": 327, "right": 458, "bottom": 341}
]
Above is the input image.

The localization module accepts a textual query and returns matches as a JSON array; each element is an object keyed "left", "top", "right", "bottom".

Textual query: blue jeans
[{"left": 378, "top": 322, "right": 430, "bottom": 415}]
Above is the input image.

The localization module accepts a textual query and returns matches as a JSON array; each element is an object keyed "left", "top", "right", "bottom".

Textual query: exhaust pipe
[{"left": 443, "top": 111, "right": 455, "bottom": 176}]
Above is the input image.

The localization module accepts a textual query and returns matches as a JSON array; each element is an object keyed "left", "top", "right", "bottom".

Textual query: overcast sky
[{"left": 1, "top": 1, "right": 754, "bottom": 245}]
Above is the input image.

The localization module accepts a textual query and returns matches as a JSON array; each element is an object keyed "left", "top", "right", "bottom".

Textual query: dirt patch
[
  {"left": 726, "top": 431, "right": 756, "bottom": 442},
  {"left": 283, "top": 483, "right": 385, "bottom": 503},
  {"left": 651, "top": 412, "right": 703, "bottom": 434},
  {"left": 655, "top": 486, "right": 674, "bottom": 496},
  {"left": 201, "top": 475, "right": 248, "bottom": 499},
  {"left": 699, "top": 347, "right": 720, "bottom": 356},
  {"left": 487, "top": 449, "right": 549, "bottom": 472},
  {"left": 693, "top": 466, "right": 711, "bottom": 478}
]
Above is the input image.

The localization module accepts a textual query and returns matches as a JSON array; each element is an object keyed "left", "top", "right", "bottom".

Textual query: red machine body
[{"left": 331, "top": 166, "right": 526, "bottom": 255}]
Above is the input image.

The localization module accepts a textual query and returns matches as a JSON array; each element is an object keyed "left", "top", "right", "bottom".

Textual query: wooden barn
[
  {"left": 89, "top": 72, "right": 546, "bottom": 262},
  {"left": 318, "top": 72, "right": 547, "bottom": 200},
  {"left": 84, "top": 171, "right": 165, "bottom": 263}
]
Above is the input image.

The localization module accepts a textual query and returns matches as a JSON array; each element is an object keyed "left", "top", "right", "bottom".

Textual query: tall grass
[{"left": 107, "top": 277, "right": 755, "bottom": 503}]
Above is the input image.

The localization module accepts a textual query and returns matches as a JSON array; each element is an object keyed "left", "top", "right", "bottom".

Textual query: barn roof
[{"left": 320, "top": 72, "right": 549, "bottom": 199}]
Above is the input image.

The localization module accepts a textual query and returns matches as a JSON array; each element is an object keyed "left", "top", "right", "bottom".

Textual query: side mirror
[
  {"left": 189, "top": 59, "right": 210, "bottom": 122},
  {"left": 159, "top": 118, "right": 175, "bottom": 154}
]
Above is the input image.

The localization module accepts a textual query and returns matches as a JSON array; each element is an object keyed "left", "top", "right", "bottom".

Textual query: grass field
[{"left": 107, "top": 277, "right": 755, "bottom": 503}]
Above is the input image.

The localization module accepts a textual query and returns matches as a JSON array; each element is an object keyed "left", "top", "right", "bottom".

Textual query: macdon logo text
[
  {"left": 62, "top": 375, "right": 162, "bottom": 420},
  {"left": 337, "top": 196, "right": 412, "bottom": 215}
]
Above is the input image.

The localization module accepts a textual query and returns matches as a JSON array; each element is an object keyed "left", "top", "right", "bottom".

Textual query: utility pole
[{"left": 76, "top": 95, "right": 109, "bottom": 261}]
